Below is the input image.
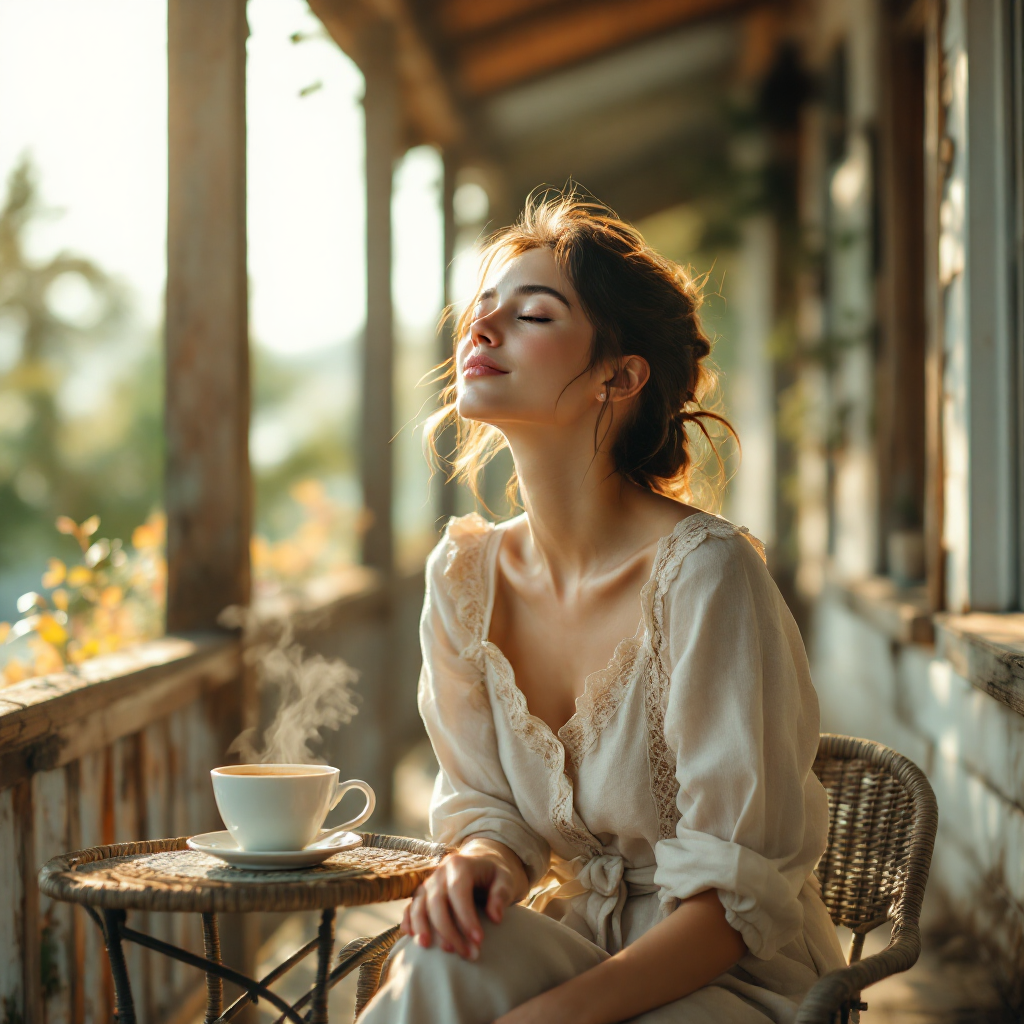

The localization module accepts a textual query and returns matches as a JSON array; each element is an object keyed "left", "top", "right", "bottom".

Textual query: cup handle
[{"left": 316, "top": 780, "right": 376, "bottom": 843}]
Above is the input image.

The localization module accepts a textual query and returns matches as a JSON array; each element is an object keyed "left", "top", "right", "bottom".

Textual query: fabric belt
[{"left": 551, "top": 853, "right": 659, "bottom": 954}]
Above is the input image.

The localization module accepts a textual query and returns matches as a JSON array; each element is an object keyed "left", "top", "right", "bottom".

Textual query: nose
[{"left": 469, "top": 307, "right": 500, "bottom": 347}]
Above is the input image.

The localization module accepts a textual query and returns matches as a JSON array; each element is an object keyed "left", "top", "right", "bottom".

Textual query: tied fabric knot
[
  {"left": 554, "top": 852, "right": 659, "bottom": 954},
  {"left": 578, "top": 852, "right": 625, "bottom": 898}
]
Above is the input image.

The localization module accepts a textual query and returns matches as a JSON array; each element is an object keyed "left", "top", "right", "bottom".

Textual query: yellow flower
[
  {"left": 29, "top": 638, "right": 64, "bottom": 676},
  {"left": 132, "top": 512, "right": 166, "bottom": 551},
  {"left": 251, "top": 535, "right": 270, "bottom": 568},
  {"left": 0, "top": 623, "right": 9, "bottom": 644},
  {"left": 55, "top": 515, "right": 78, "bottom": 536},
  {"left": 67, "top": 639, "right": 100, "bottom": 665},
  {"left": 3, "top": 659, "right": 30, "bottom": 686},
  {"left": 35, "top": 614, "right": 68, "bottom": 647},
  {"left": 290, "top": 478, "right": 325, "bottom": 507},
  {"left": 42, "top": 558, "right": 66, "bottom": 588},
  {"left": 51, "top": 589, "right": 69, "bottom": 612},
  {"left": 67, "top": 566, "right": 93, "bottom": 588},
  {"left": 100, "top": 586, "right": 123, "bottom": 609}
]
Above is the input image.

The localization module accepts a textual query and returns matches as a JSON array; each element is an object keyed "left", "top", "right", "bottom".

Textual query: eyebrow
[{"left": 478, "top": 284, "right": 572, "bottom": 309}]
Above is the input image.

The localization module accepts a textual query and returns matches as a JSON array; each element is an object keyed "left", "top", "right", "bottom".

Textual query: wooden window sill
[
  {"left": 828, "top": 575, "right": 935, "bottom": 645},
  {"left": 935, "top": 613, "right": 1024, "bottom": 717},
  {"left": 828, "top": 575, "right": 1024, "bottom": 717}
]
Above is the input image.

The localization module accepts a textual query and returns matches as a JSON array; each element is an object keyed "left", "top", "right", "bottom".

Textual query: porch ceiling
[{"left": 309, "top": 0, "right": 777, "bottom": 218}]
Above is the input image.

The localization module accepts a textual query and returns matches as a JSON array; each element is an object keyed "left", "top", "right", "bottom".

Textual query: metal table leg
[
  {"left": 310, "top": 907, "right": 336, "bottom": 1024},
  {"left": 102, "top": 910, "right": 137, "bottom": 1024},
  {"left": 201, "top": 912, "right": 223, "bottom": 1024}
]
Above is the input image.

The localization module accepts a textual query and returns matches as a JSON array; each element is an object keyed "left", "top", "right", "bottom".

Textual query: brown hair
[{"left": 426, "top": 190, "right": 736, "bottom": 508}]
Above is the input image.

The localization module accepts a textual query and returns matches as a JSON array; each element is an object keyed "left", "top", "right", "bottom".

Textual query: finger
[
  {"left": 400, "top": 899, "right": 416, "bottom": 937},
  {"left": 446, "top": 861, "right": 484, "bottom": 946},
  {"left": 486, "top": 873, "right": 513, "bottom": 925},
  {"left": 409, "top": 891, "right": 432, "bottom": 948},
  {"left": 425, "top": 882, "right": 472, "bottom": 958}
]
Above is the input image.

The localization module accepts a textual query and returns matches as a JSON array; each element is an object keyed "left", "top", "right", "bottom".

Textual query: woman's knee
[
  {"left": 362, "top": 906, "right": 606, "bottom": 1023},
  {"left": 394, "top": 904, "right": 604, "bottom": 980}
]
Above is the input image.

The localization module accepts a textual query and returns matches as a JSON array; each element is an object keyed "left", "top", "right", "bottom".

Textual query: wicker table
[{"left": 38, "top": 833, "right": 446, "bottom": 1024}]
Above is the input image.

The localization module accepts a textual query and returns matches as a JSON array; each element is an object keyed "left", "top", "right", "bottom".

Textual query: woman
[{"left": 361, "top": 194, "right": 844, "bottom": 1024}]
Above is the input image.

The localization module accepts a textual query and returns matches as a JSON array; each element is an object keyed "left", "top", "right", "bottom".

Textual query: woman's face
[{"left": 455, "top": 247, "right": 601, "bottom": 430}]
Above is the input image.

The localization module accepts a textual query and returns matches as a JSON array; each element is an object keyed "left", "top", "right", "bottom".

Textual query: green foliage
[{"left": 0, "top": 156, "right": 163, "bottom": 613}]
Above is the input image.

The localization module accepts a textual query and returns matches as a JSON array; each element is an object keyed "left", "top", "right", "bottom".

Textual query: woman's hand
[{"left": 400, "top": 838, "right": 528, "bottom": 960}]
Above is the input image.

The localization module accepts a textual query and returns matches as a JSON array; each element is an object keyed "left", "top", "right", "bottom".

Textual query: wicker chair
[
  {"left": 797, "top": 733, "right": 937, "bottom": 1023},
  {"left": 350, "top": 734, "right": 938, "bottom": 1023}
]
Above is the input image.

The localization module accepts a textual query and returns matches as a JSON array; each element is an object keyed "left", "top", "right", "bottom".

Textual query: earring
[{"left": 598, "top": 391, "right": 606, "bottom": 401}]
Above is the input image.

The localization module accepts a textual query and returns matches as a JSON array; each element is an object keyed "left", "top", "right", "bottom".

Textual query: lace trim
[
  {"left": 487, "top": 643, "right": 602, "bottom": 858},
  {"left": 559, "top": 637, "right": 642, "bottom": 776},
  {"left": 441, "top": 513, "right": 495, "bottom": 663},
  {"left": 642, "top": 512, "right": 762, "bottom": 839}
]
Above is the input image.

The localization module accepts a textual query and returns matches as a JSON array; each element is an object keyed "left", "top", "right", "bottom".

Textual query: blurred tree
[{"left": 0, "top": 156, "right": 163, "bottom": 604}]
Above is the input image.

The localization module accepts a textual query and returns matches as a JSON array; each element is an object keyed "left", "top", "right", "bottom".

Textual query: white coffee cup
[{"left": 211, "top": 764, "right": 375, "bottom": 852}]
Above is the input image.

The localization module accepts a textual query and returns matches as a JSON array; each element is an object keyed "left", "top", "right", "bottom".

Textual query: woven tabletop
[{"left": 38, "top": 833, "right": 447, "bottom": 914}]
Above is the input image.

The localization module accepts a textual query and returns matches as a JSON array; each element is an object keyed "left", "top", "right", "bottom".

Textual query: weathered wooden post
[
  {"left": 165, "top": 0, "right": 251, "bottom": 631},
  {"left": 437, "top": 152, "right": 460, "bottom": 526},
  {"left": 166, "top": 0, "right": 254, "bottom": 1011},
  {"left": 360, "top": 19, "right": 399, "bottom": 574}
]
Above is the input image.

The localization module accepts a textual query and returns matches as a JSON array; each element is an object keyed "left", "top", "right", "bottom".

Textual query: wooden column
[
  {"left": 360, "top": 20, "right": 399, "bottom": 573},
  {"left": 922, "top": 0, "right": 945, "bottom": 611},
  {"left": 437, "top": 152, "right": 459, "bottom": 526},
  {"left": 166, "top": 6, "right": 254, "bottom": 1017},
  {"left": 876, "top": 12, "right": 927, "bottom": 576},
  {"left": 165, "top": 0, "right": 251, "bottom": 631}
]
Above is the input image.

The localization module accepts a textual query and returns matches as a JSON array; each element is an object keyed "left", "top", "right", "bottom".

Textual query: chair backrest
[{"left": 812, "top": 734, "right": 938, "bottom": 936}]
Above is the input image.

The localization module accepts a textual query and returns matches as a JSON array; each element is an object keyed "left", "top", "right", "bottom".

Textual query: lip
[{"left": 462, "top": 353, "right": 508, "bottom": 378}]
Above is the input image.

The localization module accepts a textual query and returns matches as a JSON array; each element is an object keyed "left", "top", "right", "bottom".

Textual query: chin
[{"left": 455, "top": 394, "right": 496, "bottom": 424}]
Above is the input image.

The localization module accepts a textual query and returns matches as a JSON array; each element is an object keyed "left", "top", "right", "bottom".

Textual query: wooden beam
[
  {"left": 309, "top": 0, "right": 465, "bottom": 148},
  {"left": 454, "top": 0, "right": 750, "bottom": 97},
  {"left": 165, "top": 0, "right": 251, "bottom": 632},
  {"left": 436, "top": 0, "right": 568, "bottom": 38},
  {"left": 361, "top": 19, "right": 399, "bottom": 573}
]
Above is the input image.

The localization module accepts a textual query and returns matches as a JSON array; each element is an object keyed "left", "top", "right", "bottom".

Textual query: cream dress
[{"left": 362, "top": 511, "right": 845, "bottom": 1024}]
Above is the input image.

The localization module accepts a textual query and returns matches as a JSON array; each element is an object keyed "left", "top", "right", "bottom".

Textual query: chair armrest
[
  {"left": 353, "top": 925, "right": 402, "bottom": 1020},
  {"left": 795, "top": 922, "right": 921, "bottom": 1023}
]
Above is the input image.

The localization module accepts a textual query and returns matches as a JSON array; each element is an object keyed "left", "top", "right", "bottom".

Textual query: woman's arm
[{"left": 496, "top": 891, "right": 746, "bottom": 1024}]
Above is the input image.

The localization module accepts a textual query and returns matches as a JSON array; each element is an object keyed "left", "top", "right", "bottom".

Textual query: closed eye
[{"left": 518, "top": 316, "right": 552, "bottom": 323}]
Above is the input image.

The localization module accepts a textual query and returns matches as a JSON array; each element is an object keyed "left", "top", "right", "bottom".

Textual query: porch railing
[{"left": 0, "top": 568, "right": 426, "bottom": 1024}]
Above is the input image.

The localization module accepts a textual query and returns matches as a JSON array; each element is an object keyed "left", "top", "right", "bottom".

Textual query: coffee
[{"left": 210, "top": 763, "right": 375, "bottom": 852}]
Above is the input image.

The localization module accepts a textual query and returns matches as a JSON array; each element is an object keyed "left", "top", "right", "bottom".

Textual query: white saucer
[{"left": 186, "top": 829, "right": 361, "bottom": 870}]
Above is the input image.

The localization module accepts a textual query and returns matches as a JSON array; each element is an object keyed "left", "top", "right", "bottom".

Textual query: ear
[{"left": 604, "top": 355, "right": 650, "bottom": 403}]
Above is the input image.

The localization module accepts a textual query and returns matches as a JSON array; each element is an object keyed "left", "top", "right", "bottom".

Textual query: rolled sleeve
[{"left": 653, "top": 534, "right": 828, "bottom": 960}]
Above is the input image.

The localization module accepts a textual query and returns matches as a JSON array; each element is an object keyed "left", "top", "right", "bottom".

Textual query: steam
[{"left": 218, "top": 605, "right": 360, "bottom": 764}]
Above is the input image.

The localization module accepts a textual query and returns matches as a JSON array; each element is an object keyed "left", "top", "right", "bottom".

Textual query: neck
[{"left": 504, "top": 422, "right": 642, "bottom": 583}]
